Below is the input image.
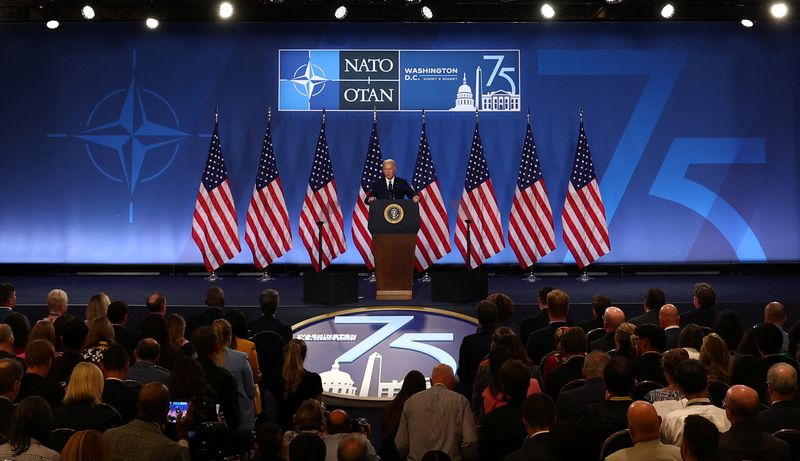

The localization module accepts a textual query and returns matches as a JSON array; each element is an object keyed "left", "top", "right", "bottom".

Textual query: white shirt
[
  {"left": 660, "top": 398, "right": 730, "bottom": 446},
  {"left": 386, "top": 177, "right": 394, "bottom": 189}
]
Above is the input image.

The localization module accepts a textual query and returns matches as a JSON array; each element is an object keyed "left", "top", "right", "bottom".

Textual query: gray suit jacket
[{"left": 104, "top": 419, "right": 189, "bottom": 461}]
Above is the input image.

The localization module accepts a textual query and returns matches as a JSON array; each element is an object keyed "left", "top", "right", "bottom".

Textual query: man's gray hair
[{"left": 767, "top": 362, "right": 797, "bottom": 395}]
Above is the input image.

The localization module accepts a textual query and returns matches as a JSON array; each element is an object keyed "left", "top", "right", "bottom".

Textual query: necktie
[{"left": 388, "top": 180, "right": 393, "bottom": 191}]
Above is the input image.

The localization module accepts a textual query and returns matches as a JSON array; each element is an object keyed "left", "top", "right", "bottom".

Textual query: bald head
[
  {"left": 725, "top": 385, "right": 760, "bottom": 423},
  {"left": 627, "top": 401, "right": 661, "bottom": 444},
  {"left": 659, "top": 304, "right": 680, "bottom": 328},
  {"left": 137, "top": 382, "right": 171, "bottom": 423},
  {"left": 764, "top": 302, "right": 787, "bottom": 326},
  {"left": 327, "top": 409, "right": 351, "bottom": 434},
  {"left": 603, "top": 307, "right": 625, "bottom": 332},
  {"left": 430, "top": 364, "right": 455, "bottom": 389},
  {"left": 337, "top": 434, "right": 368, "bottom": 461}
]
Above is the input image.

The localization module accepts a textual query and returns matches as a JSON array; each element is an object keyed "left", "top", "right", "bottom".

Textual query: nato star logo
[
  {"left": 48, "top": 51, "right": 190, "bottom": 223},
  {"left": 291, "top": 60, "right": 329, "bottom": 101}
]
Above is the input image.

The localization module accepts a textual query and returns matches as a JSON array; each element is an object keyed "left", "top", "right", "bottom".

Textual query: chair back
[
  {"left": 587, "top": 328, "right": 606, "bottom": 345},
  {"left": 560, "top": 378, "right": 586, "bottom": 394},
  {"left": 631, "top": 380, "right": 663, "bottom": 401},
  {"left": 48, "top": 427, "right": 76, "bottom": 452},
  {"left": 774, "top": 429, "right": 800, "bottom": 461},
  {"left": 599, "top": 429, "right": 633, "bottom": 461},
  {"left": 708, "top": 380, "right": 730, "bottom": 407}
]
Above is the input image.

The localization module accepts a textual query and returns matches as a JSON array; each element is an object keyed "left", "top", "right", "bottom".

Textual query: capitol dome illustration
[
  {"left": 320, "top": 361, "right": 357, "bottom": 396},
  {"left": 450, "top": 74, "right": 476, "bottom": 111}
]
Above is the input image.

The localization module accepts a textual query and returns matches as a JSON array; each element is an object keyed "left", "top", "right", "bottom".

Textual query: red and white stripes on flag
[
  {"left": 454, "top": 121, "right": 504, "bottom": 269},
  {"left": 351, "top": 119, "right": 383, "bottom": 270},
  {"left": 192, "top": 118, "right": 241, "bottom": 272},
  {"left": 508, "top": 116, "right": 556, "bottom": 268},
  {"left": 298, "top": 114, "right": 346, "bottom": 271},
  {"left": 412, "top": 116, "right": 451, "bottom": 271},
  {"left": 562, "top": 117, "right": 611, "bottom": 268},
  {"left": 244, "top": 114, "right": 292, "bottom": 270}
]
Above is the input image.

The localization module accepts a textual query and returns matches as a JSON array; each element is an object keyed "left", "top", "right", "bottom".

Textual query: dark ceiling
[{"left": 0, "top": 0, "right": 792, "bottom": 23}]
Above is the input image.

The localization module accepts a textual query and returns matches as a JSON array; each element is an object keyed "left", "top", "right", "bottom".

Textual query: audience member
[
  {"left": 103, "top": 382, "right": 191, "bottom": 461},
  {"left": 0, "top": 324, "right": 15, "bottom": 360},
  {"left": 186, "top": 286, "right": 225, "bottom": 339},
  {"left": 632, "top": 324, "right": 667, "bottom": 385},
  {"left": 544, "top": 327, "right": 586, "bottom": 399},
  {"left": 101, "top": 344, "right": 138, "bottom": 423},
  {"left": 699, "top": 333, "right": 731, "bottom": 384},
  {"left": 379, "top": 370, "right": 427, "bottom": 461},
  {"left": 107, "top": 301, "right": 138, "bottom": 359},
  {"left": 645, "top": 349, "right": 688, "bottom": 417},
  {"left": 713, "top": 310, "right": 743, "bottom": 352},
  {"left": 577, "top": 294, "right": 612, "bottom": 333},
  {"left": 224, "top": 309, "right": 262, "bottom": 413},
  {"left": 790, "top": 321, "right": 800, "bottom": 362},
  {"left": 458, "top": 300, "right": 497, "bottom": 398},
  {"left": 582, "top": 355, "right": 634, "bottom": 456},
  {"left": 660, "top": 359, "right": 730, "bottom": 445},
  {"left": 680, "top": 283, "right": 717, "bottom": 328},
  {"left": 289, "top": 431, "right": 326, "bottom": 461},
  {"left": 60, "top": 429, "right": 111, "bottom": 461},
  {"left": 0, "top": 396, "right": 59, "bottom": 460},
  {"left": 547, "top": 420, "right": 592, "bottom": 461},
  {"left": 630, "top": 288, "right": 666, "bottom": 326},
  {"left": 487, "top": 293, "right": 519, "bottom": 335},
  {"left": 324, "top": 410, "right": 378, "bottom": 461},
  {"left": 0, "top": 358, "right": 23, "bottom": 435},
  {"left": 283, "top": 399, "right": 325, "bottom": 447},
  {"left": 86, "top": 292, "right": 111, "bottom": 322},
  {"left": 479, "top": 360, "right": 529, "bottom": 461},
  {"left": 337, "top": 435, "right": 369, "bottom": 461},
  {"left": 193, "top": 326, "right": 240, "bottom": 432},
  {"left": 212, "top": 318, "right": 255, "bottom": 437},
  {"left": 757, "top": 363, "right": 800, "bottom": 433},
  {"left": 168, "top": 357, "right": 218, "bottom": 425},
  {"left": 139, "top": 314, "right": 178, "bottom": 369},
  {"left": 678, "top": 324, "right": 703, "bottom": 360},
  {"left": 82, "top": 316, "right": 116, "bottom": 365},
  {"left": 254, "top": 420, "right": 284, "bottom": 461},
  {"left": 249, "top": 289, "right": 292, "bottom": 344},
  {"left": 28, "top": 319, "right": 56, "bottom": 347},
  {"left": 166, "top": 314, "right": 195, "bottom": 358},
  {"left": 0, "top": 283, "right": 22, "bottom": 324},
  {"left": 612, "top": 322, "right": 637, "bottom": 360},
  {"left": 589, "top": 306, "right": 625, "bottom": 352},
  {"left": 5, "top": 312, "right": 30, "bottom": 355},
  {"left": 732, "top": 326, "right": 765, "bottom": 393},
  {"left": 126, "top": 338, "right": 170, "bottom": 385},
  {"left": 527, "top": 289, "right": 570, "bottom": 363},
  {"left": 520, "top": 286, "right": 555, "bottom": 346},
  {"left": 556, "top": 350, "right": 609, "bottom": 421},
  {"left": 53, "top": 362, "right": 122, "bottom": 432},
  {"left": 277, "top": 339, "right": 322, "bottom": 430},
  {"left": 680, "top": 414, "right": 719, "bottom": 461},
  {"left": 659, "top": 304, "right": 681, "bottom": 349},
  {"left": 471, "top": 329, "right": 531, "bottom": 415},
  {"left": 755, "top": 323, "right": 799, "bottom": 400},
  {"left": 504, "top": 394, "right": 555, "bottom": 461},
  {"left": 45, "top": 288, "right": 69, "bottom": 322},
  {"left": 395, "top": 364, "right": 477, "bottom": 461},
  {"left": 764, "top": 301, "right": 790, "bottom": 354},
  {"left": 606, "top": 401, "right": 681, "bottom": 461},
  {"left": 16, "top": 339, "right": 64, "bottom": 408},
  {"left": 49, "top": 316, "right": 88, "bottom": 383},
  {"left": 145, "top": 292, "right": 167, "bottom": 316},
  {"left": 480, "top": 346, "right": 513, "bottom": 415},
  {"left": 717, "top": 384, "right": 790, "bottom": 459}
]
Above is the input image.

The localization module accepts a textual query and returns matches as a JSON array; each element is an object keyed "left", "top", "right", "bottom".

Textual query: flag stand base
[
  {"left": 420, "top": 272, "right": 432, "bottom": 283},
  {"left": 206, "top": 271, "right": 221, "bottom": 282},
  {"left": 366, "top": 272, "right": 376, "bottom": 283},
  {"left": 577, "top": 271, "right": 592, "bottom": 283},
  {"left": 258, "top": 271, "right": 272, "bottom": 282},
  {"left": 524, "top": 269, "right": 537, "bottom": 283}
]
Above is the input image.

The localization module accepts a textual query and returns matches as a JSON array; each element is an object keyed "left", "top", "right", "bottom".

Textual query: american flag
[
  {"left": 508, "top": 115, "right": 556, "bottom": 268},
  {"left": 351, "top": 119, "right": 383, "bottom": 270},
  {"left": 454, "top": 121, "right": 504, "bottom": 269},
  {"left": 298, "top": 114, "right": 345, "bottom": 271},
  {"left": 191, "top": 118, "right": 241, "bottom": 272},
  {"left": 412, "top": 116, "right": 451, "bottom": 271},
  {"left": 562, "top": 117, "right": 611, "bottom": 268},
  {"left": 244, "top": 114, "right": 292, "bottom": 270}
]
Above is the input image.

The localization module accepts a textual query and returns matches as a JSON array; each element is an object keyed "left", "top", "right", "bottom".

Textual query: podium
[{"left": 368, "top": 199, "right": 419, "bottom": 300}]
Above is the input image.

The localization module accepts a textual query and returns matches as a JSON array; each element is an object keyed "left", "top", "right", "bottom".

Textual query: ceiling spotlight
[
  {"left": 660, "top": 3, "right": 675, "bottom": 18},
  {"left": 605, "top": 0, "right": 624, "bottom": 3},
  {"left": 741, "top": 19, "right": 754, "bottom": 27},
  {"left": 45, "top": 19, "right": 60, "bottom": 29},
  {"left": 218, "top": 1, "right": 234, "bottom": 19},
  {"left": 770, "top": 2, "right": 788, "bottom": 18},
  {"left": 81, "top": 5, "right": 95, "bottom": 19},
  {"left": 334, "top": 5, "right": 347, "bottom": 19},
  {"left": 421, "top": 5, "right": 433, "bottom": 19},
  {"left": 145, "top": 17, "right": 159, "bottom": 29},
  {"left": 540, "top": 3, "right": 555, "bottom": 19}
]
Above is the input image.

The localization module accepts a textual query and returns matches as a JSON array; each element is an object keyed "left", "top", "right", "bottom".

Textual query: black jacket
[
  {"left": 457, "top": 329, "right": 494, "bottom": 396},
  {"left": 16, "top": 373, "right": 64, "bottom": 409},
  {"left": 504, "top": 433, "right": 553, "bottom": 461},
  {"left": 185, "top": 307, "right": 223, "bottom": 339},
  {"left": 248, "top": 314, "right": 292, "bottom": 344},
  {"left": 103, "top": 378, "right": 139, "bottom": 423},
  {"left": 198, "top": 356, "right": 240, "bottom": 431},
  {"left": 632, "top": 352, "right": 666, "bottom": 385},
  {"left": 629, "top": 309, "right": 660, "bottom": 326},
  {"left": 479, "top": 400, "right": 526, "bottom": 461},
  {"left": 53, "top": 402, "right": 122, "bottom": 432},
  {"left": 364, "top": 177, "right": 416, "bottom": 202},
  {"left": 557, "top": 377, "right": 606, "bottom": 421},
  {"left": 716, "top": 422, "right": 790, "bottom": 460},
  {"left": 545, "top": 355, "right": 584, "bottom": 399},
  {"left": 680, "top": 306, "right": 718, "bottom": 328},
  {"left": 527, "top": 322, "right": 567, "bottom": 364},
  {"left": 757, "top": 400, "right": 800, "bottom": 434}
]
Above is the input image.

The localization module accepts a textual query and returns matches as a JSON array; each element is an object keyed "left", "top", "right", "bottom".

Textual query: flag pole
[
  {"left": 207, "top": 106, "right": 222, "bottom": 282},
  {"left": 577, "top": 106, "right": 591, "bottom": 283},
  {"left": 259, "top": 105, "right": 275, "bottom": 283},
  {"left": 419, "top": 108, "right": 433, "bottom": 283},
  {"left": 524, "top": 106, "right": 537, "bottom": 283}
]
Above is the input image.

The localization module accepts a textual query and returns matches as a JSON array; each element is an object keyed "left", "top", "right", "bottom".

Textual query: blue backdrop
[{"left": 1, "top": 22, "right": 797, "bottom": 265}]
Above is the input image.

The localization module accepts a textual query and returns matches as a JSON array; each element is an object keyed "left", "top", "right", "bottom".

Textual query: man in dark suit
[
  {"left": 758, "top": 363, "right": 800, "bottom": 433},
  {"left": 632, "top": 324, "right": 667, "bottom": 385},
  {"left": 0, "top": 358, "right": 23, "bottom": 436},
  {"left": 108, "top": 301, "right": 139, "bottom": 359},
  {"left": 102, "top": 345, "right": 139, "bottom": 423},
  {"left": 527, "top": 289, "right": 570, "bottom": 364},
  {"left": 479, "top": 360, "right": 529, "bottom": 461},
  {"left": 248, "top": 289, "right": 292, "bottom": 344},
  {"left": 589, "top": 306, "right": 625, "bottom": 353},
  {"left": 364, "top": 159, "right": 419, "bottom": 204},
  {"left": 659, "top": 304, "right": 681, "bottom": 350},
  {"left": 0, "top": 283, "right": 26, "bottom": 325},
  {"left": 717, "top": 384, "right": 790, "bottom": 459},
  {"left": 582, "top": 355, "right": 634, "bottom": 458},
  {"left": 557, "top": 350, "right": 609, "bottom": 421},
  {"left": 146, "top": 292, "right": 167, "bottom": 316},
  {"left": 504, "top": 393, "right": 556, "bottom": 461},
  {"left": 577, "top": 294, "right": 611, "bottom": 333},
  {"left": 680, "top": 282, "right": 718, "bottom": 328},
  {"left": 755, "top": 323, "right": 800, "bottom": 401},
  {"left": 629, "top": 288, "right": 665, "bottom": 327},
  {"left": 544, "top": 327, "right": 586, "bottom": 399},
  {"left": 520, "top": 286, "right": 555, "bottom": 346},
  {"left": 185, "top": 286, "right": 225, "bottom": 339},
  {"left": 457, "top": 300, "right": 497, "bottom": 398},
  {"left": 16, "top": 339, "right": 63, "bottom": 409},
  {"left": 193, "top": 326, "right": 240, "bottom": 431}
]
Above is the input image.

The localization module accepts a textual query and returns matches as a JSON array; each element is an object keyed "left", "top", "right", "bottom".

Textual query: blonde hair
[
  {"left": 84, "top": 316, "right": 115, "bottom": 348},
  {"left": 700, "top": 333, "right": 732, "bottom": 384},
  {"left": 86, "top": 293, "right": 110, "bottom": 322},
  {"left": 27, "top": 320, "right": 56, "bottom": 346},
  {"left": 282, "top": 339, "right": 307, "bottom": 398},
  {"left": 60, "top": 429, "right": 110, "bottom": 461},
  {"left": 166, "top": 314, "right": 186, "bottom": 352},
  {"left": 211, "top": 319, "right": 233, "bottom": 366},
  {"left": 65, "top": 362, "right": 104, "bottom": 405},
  {"left": 47, "top": 289, "right": 68, "bottom": 313}
]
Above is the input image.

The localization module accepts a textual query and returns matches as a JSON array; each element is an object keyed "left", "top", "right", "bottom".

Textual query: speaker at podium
[{"left": 368, "top": 199, "right": 419, "bottom": 300}]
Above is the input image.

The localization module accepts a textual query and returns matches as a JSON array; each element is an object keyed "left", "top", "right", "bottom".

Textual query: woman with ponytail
[{"left": 276, "top": 339, "right": 322, "bottom": 431}]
